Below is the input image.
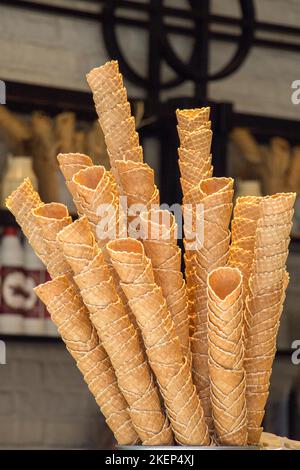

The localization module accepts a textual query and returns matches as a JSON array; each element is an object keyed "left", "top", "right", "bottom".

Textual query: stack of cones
[
  {"left": 5, "top": 178, "right": 48, "bottom": 265},
  {"left": 5, "top": 59, "right": 298, "bottom": 449},
  {"left": 86, "top": 61, "right": 143, "bottom": 170},
  {"left": 107, "top": 238, "right": 209, "bottom": 446},
  {"left": 114, "top": 159, "right": 159, "bottom": 235},
  {"left": 229, "top": 196, "right": 261, "bottom": 299},
  {"left": 244, "top": 192, "right": 295, "bottom": 444},
  {"left": 57, "top": 216, "right": 173, "bottom": 445},
  {"left": 176, "top": 108, "right": 212, "bottom": 197},
  {"left": 176, "top": 107, "right": 213, "bottom": 341},
  {"left": 140, "top": 209, "right": 190, "bottom": 358},
  {"left": 6, "top": 179, "right": 138, "bottom": 446},
  {"left": 184, "top": 177, "right": 234, "bottom": 432},
  {"left": 35, "top": 274, "right": 139, "bottom": 445},
  {"left": 207, "top": 267, "right": 247, "bottom": 445},
  {"left": 32, "top": 202, "right": 73, "bottom": 278}
]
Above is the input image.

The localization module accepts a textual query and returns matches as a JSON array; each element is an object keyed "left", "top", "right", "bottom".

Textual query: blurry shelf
[{"left": 0, "top": 334, "right": 61, "bottom": 343}]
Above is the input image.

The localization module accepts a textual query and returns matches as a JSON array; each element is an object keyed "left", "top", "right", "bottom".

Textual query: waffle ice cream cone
[
  {"left": 31, "top": 203, "right": 72, "bottom": 278},
  {"left": 207, "top": 267, "right": 247, "bottom": 445},
  {"left": 58, "top": 217, "right": 173, "bottom": 445},
  {"left": 183, "top": 178, "right": 234, "bottom": 432},
  {"left": 57, "top": 153, "right": 93, "bottom": 202},
  {"left": 140, "top": 209, "right": 190, "bottom": 358},
  {"left": 177, "top": 108, "right": 212, "bottom": 199},
  {"left": 6, "top": 178, "right": 48, "bottom": 265},
  {"left": 176, "top": 108, "right": 210, "bottom": 131},
  {"left": 106, "top": 238, "right": 209, "bottom": 446},
  {"left": 70, "top": 165, "right": 126, "bottom": 244},
  {"left": 87, "top": 61, "right": 143, "bottom": 171},
  {"left": 244, "top": 192, "right": 296, "bottom": 444},
  {"left": 229, "top": 197, "right": 262, "bottom": 299},
  {"left": 35, "top": 274, "right": 138, "bottom": 445}
]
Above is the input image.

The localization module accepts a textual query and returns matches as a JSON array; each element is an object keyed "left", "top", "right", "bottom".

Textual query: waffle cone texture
[
  {"left": 106, "top": 237, "right": 209, "bottom": 446},
  {"left": 86, "top": 61, "right": 143, "bottom": 171},
  {"left": 244, "top": 193, "right": 295, "bottom": 444},
  {"left": 140, "top": 209, "right": 190, "bottom": 358},
  {"left": 35, "top": 274, "right": 138, "bottom": 445},
  {"left": 57, "top": 216, "right": 173, "bottom": 445},
  {"left": 207, "top": 267, "right": 247, "bottom": 445}
]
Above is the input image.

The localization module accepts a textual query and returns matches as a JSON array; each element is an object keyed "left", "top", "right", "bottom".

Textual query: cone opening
[
  {"left": 57, "top": 152, "right": 92, "bottom": 167},
  {"left": 74, "top": 166, "right": 106, "bottom": 190},
  {"left": 107, "top": 237, "right": 144, "bottom": 255},
  {"left": 208, "top": 267, "right": 242, "bottom": 301},
  {"left": 34, "top": 274, "right": 69, "bottom": 303},
  {"left": 176, "top": 107, "right": 210, "bottom": 120},
  {"left": 5, "top": 178, "right": 36, "bottom": 209},
  {"left": 33, "top": 202, "right": 69, "bottom": 220}
]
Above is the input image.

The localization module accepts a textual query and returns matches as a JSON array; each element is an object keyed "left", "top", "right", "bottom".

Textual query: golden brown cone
[
  {"left": 114, "top": 160, "right": 159, "bottom": 238},
  {"left": 58, "top": 218, "right": 172, "bottom": 445},
  {"left": 177, "top": 108, "right": 213, "bottom": 343},
  {"left": 57, "top": 153, "right": 93, "bottom": 202},
  {"left": 86, "top": 61, "right": 119, "bottom": 90},
  {"left": 99, "top": 102, "right": 132, "bottom": 134},
  {"left": 71, "top": 165, "right": 126, "bottom": 244},
  {"left": 31, "top": 202, "right": 72, "bottom": 278},
  {"left": 94, "top": 87, "right": 128, "bottom": 114},
  {"left": 176, "top": 107, "right": 210, "bottom": 131},
  {"left": 86, "top": 60, "right": 143, "bottom": 171},
  {"left": 207, "top": 267, "right": 247, "bottom": 445},
  {"left": 229, "top": 197, "right": 262, "bottom": 300},
  {"left": 244, "top": 193, "right": 295, "bottom": 444},
  {"left": 5, "top": 178, "right": 48, "bottom": 265},
  {"left": 106, "top": 238, "right": 210, "bottom": 445},
  {"left": 177, "top": 126, "right": 212, "bottom": 155},
  {"left": 184, "top": 178, "right": 233, "bottom": 433},
  {"left": 140, "top": 209, "right": 190, "bottom": 358},
  {"left": 35, "top": 274, "right": 138, "bottom": 445}
]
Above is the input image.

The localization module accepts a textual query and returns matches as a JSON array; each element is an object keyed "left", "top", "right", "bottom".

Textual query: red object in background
[{"left": 0, "top": 226, "right": 25, "bottom": 334}]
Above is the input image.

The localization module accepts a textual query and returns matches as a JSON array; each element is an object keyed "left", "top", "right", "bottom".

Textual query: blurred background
[{"left": 0, "top": 0, "right": 300, "bottom": 448}]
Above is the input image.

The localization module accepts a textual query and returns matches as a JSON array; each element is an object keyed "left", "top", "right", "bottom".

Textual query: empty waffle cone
[
  {"left": 35, "top": 274, "right": 138, "bottom": 445},
  {"left": 58, "top": 216, "right": 172, "bottom": 444},
  {"left": 106, "top": 238, "right": 209, "bottom": 446},
  {"left": 244, "top": 195, "right": 295, "bottom": 444},
  {"left": 57, "top": 153, "right": 93, "bottom": 201},
  {"left": 86, "top": 61, "right": 120, "bottom": 92},
  {"left": 114, "top": 160, "right": 159, "bottom": 237},
  {"left": 176, "top": 107, "right": 210, "bottom": 131},
  {"left": 99, "top": 102, "right": 132, "bottom": 134},
  {"left": 94, "top": 87, "right": 128, "bottom": 115},
  {"left": 71, "top": 165, "right": 125, "bottom": 243},
  {"left": 207, "top": 267, "right": 247, "bottom": 445},
  {"left": 6, "top": 178, "right": 48, "bottom": 265},
  {"left": 31, "top": 202, "right": 73, "bottom": 278},
  {"left": 185, "top": 180, "right": 233, "bottom": 433},
  {"left": 260, "top": 193, "right": 296, "bottom": 216},
  {"left": 140, "top": 209, "right": 190, "bottom": 358},
  {"left": 177, "top": 126, "right": 212, "bottom": 155}
]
